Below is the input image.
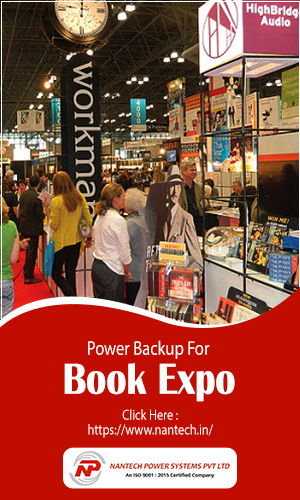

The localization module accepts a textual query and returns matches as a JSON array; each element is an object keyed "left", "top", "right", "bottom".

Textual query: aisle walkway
[{"left": 12, "top": 250, "right": 54, "bottom": 311}]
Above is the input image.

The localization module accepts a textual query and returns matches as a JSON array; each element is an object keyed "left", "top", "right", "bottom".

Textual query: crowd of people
[{"left": 1, "top": 162, "right": 258, "bottom": 318}]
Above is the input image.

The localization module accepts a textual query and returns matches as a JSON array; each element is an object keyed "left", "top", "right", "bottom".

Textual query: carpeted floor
[{"left": 12, "top": 249, "right": 54, "bottom": 310}]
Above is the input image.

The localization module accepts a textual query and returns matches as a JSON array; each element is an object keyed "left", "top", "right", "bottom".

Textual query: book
[{"left": 168, "top": 268, "right": 194, "bottom": 301}]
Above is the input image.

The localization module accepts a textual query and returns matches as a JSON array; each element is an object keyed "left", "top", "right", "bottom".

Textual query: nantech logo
[{"left": 69, "top": 451, "right": 106, "bottom": 486}]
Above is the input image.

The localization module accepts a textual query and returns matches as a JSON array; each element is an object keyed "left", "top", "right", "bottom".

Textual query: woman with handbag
[
  {"left": 43, "top": 171, "right": 93, "bottom": 296},
  {"left": 92, "top": 183, "right": 131, "bottom": 303}
]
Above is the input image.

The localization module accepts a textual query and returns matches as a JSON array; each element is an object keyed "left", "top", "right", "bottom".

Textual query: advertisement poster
[
  {"left": 1, "top": 290, "right": 299, "bottom": 498},
  {"left": 227, "top": 97, "right": 242, "bottom": 130},
  {"left": 282, "top": 66, "right": 299, "bottom": 119},
  {"left": 210, "top": 94, "right": 227, "bottom": 133},
  {"left": 169, "top": 106, "right": 184, "bottom": 138},
  {"left": 212, "top": 135, "right": 230, "bottom": 170},
  {"left": 185, "top": 94, "right": 201, "bottom": 136},
  {"left": 259, "top": 96, "right": 281, "bottom": 132}
]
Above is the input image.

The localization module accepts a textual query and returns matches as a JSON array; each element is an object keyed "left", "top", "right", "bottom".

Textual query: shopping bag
[{"left": 44, "top": 240, "right": 55, "bottom": 276}]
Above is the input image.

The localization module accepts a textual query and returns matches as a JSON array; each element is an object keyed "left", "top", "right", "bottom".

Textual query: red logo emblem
[
  {"left": 202, "top": 0, "right": 239, "bottom": 59},
  {"left": 75, "top": 460, "right": 101, "bottom": 477}
]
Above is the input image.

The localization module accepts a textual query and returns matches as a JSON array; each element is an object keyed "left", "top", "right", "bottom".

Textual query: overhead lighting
[
  {"left": 177, "top": 57, "right": 185, "bottom": 63},
  {"left": 86, "top": 49, "right": 93, "bottom": 56},
  {"left": 47, "top": 93, "right": 54, "bottom": 98},
  {"left": 171, "top": 51, "right": 178, "bottom": 59},
  {"left": 276, "top": 81, "right": 282, "bottom": 86},
  {"left": 29, "top": 104, "right": 34, "bottom": 109},
  {"left": 126, "top": 80, "right": 132, "bottom": 84},
  {"left": 275, "top": 79, "right": 282, "bottom": 85},
  {"left": 38, "top": 104, "right": 43, "bottom": 109},
  {"left": 44, "top": 81, "right": 51, "bottom": 89},
  {"left": 117, "top": 11, "right": 127, "bottom": 21},
  {"left": 138, "top": 80, "right": 144, "bottom": 85},
  {"left": 266, "top": 80, "right": 273, "bottom": 87},
  {"left": 125, "top": 3, "right": 136, "bottom": 12},
  {"left": 131, "top": 76, "right": 137, "bottom": 82},
  {"left": 111, "top": 119, "right": 116, "bottom": 123},
  {"left": 163, "top": 57, "right": 170, "bottom": 63},
  {"left": 143, "top": 76, "right": 149, "bottom": 82},
  {"left": 206, "top": 78, "right": 210, "bottom": 83},
  {"left": 49, "top": 75, "right": 57, "bottom": 83},
  {"left": 163, "top": 95, "right": 168, "bottom": 100},
  {"left": 37, "top": 92, "right": 43, "bottom": 99},
  {"left": 104, "top": 92, "right": 110, "bottom": 97}
]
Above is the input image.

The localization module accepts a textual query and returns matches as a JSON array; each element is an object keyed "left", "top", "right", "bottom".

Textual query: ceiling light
[
  {"left": 276, "top": 81, "right": 282, "bottom": 86},
  {"left": 126, "top": 80, "right": 132, "bottom": 84},
  {"left": 138, "top": 80, "right": 144, "bottom": 85},
  {"left": 177, "top": 57, "right": 185, "bottom": 63},
  {"left": 111, "top": 119, "right": 116, "bottom": 123},
  {"left": 49, "top": 75, "right": 56, "bottom": 83},
  {"left": 163, "top": 57, "right": 170, "bottom": 63},
  {"left": 38, "top": 104, "right": 43, "bottom": 109},
  {"left": 171, "top": 51, "right": 178, "bottom": 59},
  {"left": 266, "top": 81, "right": 273, "bottom": 86},
  {"left": 47, "top": 93, "right": 54, "bottom": 98},
  {"left": 125, "top": 3, "right": 136, "bottom": 12},
  {"left": 117, "top": 11, "right": 127, "bottom": 21},
  {"left": 131, "top": 76, "right": 137, "bottom": 82},
  {"left": 44, "top": 81, "right": 51, "bottom": 89},
  {"left": 275, "top": 79, "right": 281, "bottom": 84},
  {"left": 104, "top": 92, "right": 110, "bottom": 97},
  {"left": 163, "top": 95, "right": 168, "bottom": 100},
  {"left": 206, "top": 78, "right": 210, "bottom": 83},
  {"left": 86, "top": 49, "right": 93, "bottom": 56},
  {"left": 143, "top": 76, "right": 149, "bottom": 82},
  {"left": 29, "top": 104, "right": 34, "bottom": 109},
  {"left": 37, "top": 92, "right": 43, "bottom": 99}
]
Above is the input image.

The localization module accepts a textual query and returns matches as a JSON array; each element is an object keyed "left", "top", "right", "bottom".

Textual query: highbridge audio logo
[
  {"left": 202, "top": 0, "right": 239, "bottom": 59},
  {"left": 69, "top": 451, "right": 106, "bottom": 486}
]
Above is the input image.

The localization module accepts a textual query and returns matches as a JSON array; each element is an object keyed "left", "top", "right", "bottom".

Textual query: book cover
[{"left": 168, "top": 269, "right": 194, "bottom": 301}]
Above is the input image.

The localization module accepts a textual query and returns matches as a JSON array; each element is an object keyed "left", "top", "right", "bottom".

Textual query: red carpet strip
[{"left": 12, "top": 249, "right": 54, "bottom": 311}]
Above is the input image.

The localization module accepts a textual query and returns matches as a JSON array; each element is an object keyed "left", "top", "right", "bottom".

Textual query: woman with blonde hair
[
  {"left": 0, "top": 197, "right": 19, "bottom": 317},
  {"left": 43, "top": 171, "right": 93, "bottom": 296},
  {"left": 92, "top": 183, "right": 131, "bottom": 302}
]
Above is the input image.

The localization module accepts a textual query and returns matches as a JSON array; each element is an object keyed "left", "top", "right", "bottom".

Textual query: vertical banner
[
  {"left": 169, "top": 106, "right": 184, "bottom": 138},
  {"left": 51, "top": 98, "right": 61, "bottom": 131},
  {"left": 60, "top": 53, "right": 102, "bottom": 211},
  {"left": 130, "top": 99, "right": 146, "bottom": 132},
  {"left": 282, "top": 66, "right": 299, "bottom": 119},
  {"left": 185, "top": 94, "right": 201, "bottom": 137}
]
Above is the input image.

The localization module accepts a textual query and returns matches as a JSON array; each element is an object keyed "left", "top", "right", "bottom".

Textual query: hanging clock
[{"left": 49, "top": 1, "right": 111, "bottom": 45}]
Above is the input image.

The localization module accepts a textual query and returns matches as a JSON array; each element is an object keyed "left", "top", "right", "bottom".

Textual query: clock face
[{"left": 54, "top": 1, "right": 109, "bottom": 42}]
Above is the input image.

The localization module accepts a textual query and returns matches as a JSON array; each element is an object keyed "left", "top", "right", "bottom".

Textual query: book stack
[
  {"left": 269, "top": 252, "right": 299, "bottom": 284},
  {"left": 147, "top": 298, "right": 198, "bottom": 323}
]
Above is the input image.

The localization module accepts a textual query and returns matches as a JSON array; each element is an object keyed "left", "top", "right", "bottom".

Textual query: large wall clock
[{"left": 50, "top": 1, "right": 111, "bottom": 44}]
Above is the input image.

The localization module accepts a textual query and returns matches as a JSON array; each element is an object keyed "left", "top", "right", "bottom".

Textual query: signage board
[
  {"left": 60, "top": 53, "right": 102, "bottom": 212},
  {"left": 199, "top": 0, "right": 299, "bottom": 74},
  {"left": 17, "top": 109, "right": 45, "bottom": 132},
  {"left": 130, "top": 99, "right": 146, "bottom": 132}
]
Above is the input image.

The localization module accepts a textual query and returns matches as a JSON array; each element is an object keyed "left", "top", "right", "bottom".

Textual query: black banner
[{"left": 60, "top": 53, "right": 102, "bottom": 212}]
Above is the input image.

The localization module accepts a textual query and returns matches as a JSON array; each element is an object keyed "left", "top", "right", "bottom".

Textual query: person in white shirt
[{"left": 92, "top": 183, "right": 132, "bottom": 303}]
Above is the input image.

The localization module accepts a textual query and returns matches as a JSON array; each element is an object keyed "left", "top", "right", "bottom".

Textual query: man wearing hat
[
  {"left": 180, "top": 161, "right": 204, "bottom": 236},
  {"left": 162, "top": 165, "right": 202, "bottom": 269}
]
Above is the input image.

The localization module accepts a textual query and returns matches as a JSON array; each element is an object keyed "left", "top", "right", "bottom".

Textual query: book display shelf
[
  {"left": 199, "top": 55, "right": 299, "bottom": 323},
  {"left": 146, "top": 248, "right": 202, "bottom": 324}
]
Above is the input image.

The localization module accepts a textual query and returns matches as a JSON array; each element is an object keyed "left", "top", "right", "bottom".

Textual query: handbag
[
  {"left": 78, "top": 208, "right": 91, "bottom": 239},
  {"left": 44, "top": 240, "right": 55, "bottom": 276}
]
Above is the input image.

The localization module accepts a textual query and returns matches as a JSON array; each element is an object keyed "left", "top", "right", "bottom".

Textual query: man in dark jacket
[{"left": 18, "top": 175, "right": 44, "bottom": 284}]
